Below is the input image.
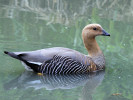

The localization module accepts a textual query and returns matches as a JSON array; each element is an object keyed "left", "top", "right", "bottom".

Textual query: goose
[{"left": 4, "top": 24, "right": 110, "bottom": 74}]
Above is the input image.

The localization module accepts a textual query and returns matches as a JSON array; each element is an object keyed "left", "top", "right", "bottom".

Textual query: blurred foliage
[{"left": 0, "top": 0, "right": 133, "bottom": 100}]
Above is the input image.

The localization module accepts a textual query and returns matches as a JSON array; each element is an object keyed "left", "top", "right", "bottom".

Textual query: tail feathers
[
  {"left": 4, "top": 51, "right": 40, "bottom": 73},
  {"left": 24, "top": 62, "right": 40, "bottom": 72},
  {"left": 4, "top": 51, "right": 8, "bottom": 54},
  {"left": 4, "top": 51, "right": 24, "bottom": 61}
]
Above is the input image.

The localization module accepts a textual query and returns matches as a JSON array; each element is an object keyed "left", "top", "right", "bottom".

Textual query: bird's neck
[
  {"left": 83, "top": 37, "right": 105, "bottom": 67},
  {"left": 83, "top": 37, "right": 102, "bottom": 56}
]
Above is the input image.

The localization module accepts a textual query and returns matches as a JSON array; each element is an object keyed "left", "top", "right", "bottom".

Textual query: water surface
[{"left": 0, "top": 0, "right": 133, "bottom": 100}]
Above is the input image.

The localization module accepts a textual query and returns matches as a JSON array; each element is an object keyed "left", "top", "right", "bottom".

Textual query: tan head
[
  {"left": 82, "top": 24, "right": 110, "bottom": 38},
  {"left": 82, "top": 24, "right": 110, "bottom": 56}
]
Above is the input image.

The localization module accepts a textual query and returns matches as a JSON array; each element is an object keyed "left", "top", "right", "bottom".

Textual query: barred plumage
[{"left": 38, "top": 55, "right": 90, "bottom": 74}]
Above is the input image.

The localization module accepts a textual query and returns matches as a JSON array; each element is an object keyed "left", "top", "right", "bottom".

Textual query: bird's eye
[{"left": 93, "top": 28, "right": 97, "bottom": 30}]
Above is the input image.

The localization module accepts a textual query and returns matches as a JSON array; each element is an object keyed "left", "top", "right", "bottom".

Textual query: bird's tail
[
  {"left": 4, "top": 51, "right": 40, "bottom": 72},
  {"left": 4, "top": 51, "right": 24, "bottom": 61}
]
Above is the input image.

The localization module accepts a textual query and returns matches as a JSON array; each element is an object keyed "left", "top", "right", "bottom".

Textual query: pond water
[{"left": 0, "top": 0, "right": 133, "bottom": 100}]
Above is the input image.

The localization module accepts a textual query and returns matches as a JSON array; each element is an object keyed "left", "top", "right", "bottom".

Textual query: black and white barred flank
[{"left": 38, "top": 55, "right": 90, "bottom": 74}]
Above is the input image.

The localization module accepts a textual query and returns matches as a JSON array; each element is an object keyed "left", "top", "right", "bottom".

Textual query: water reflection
[{"left": 4, "top": 70, "right": 105, "bottom": 91}]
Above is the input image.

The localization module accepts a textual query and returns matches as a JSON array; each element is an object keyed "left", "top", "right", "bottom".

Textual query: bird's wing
[{"left": 13, "top": 47, "right": 91, "bottom": 66}]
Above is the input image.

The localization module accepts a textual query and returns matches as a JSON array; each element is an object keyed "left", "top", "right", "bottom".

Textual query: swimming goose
[{"left": 4, "top": 24, "right": 110, "bottom": 74}]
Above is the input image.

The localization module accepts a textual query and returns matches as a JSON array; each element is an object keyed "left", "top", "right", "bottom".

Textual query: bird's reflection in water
[
  {"left": 4, "top": 70, "right": 105, "bottom": 99},
  {"left": 81, "top": 71, "right": 105, "bottom": 100}
]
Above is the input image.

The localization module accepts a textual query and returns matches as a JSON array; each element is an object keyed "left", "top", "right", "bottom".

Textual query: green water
[{"left": 0, "top": 0, "right": 133, "bottom": 100}]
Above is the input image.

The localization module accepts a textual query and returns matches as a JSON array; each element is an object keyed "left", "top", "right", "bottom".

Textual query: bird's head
[{"left": 82, "top": 24, "right": 110, "bottom": 38}]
